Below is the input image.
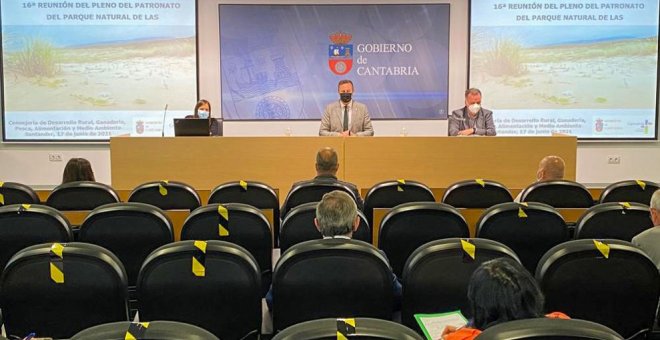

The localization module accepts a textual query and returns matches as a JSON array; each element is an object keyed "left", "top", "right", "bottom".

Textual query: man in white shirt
[{"left": 632, "top": 189, "right": 660, "bottom": 270}]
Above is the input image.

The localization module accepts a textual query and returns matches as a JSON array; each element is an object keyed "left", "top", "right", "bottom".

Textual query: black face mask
[{"left": 340, "top": 92, "right": 352, "bottom": 103}]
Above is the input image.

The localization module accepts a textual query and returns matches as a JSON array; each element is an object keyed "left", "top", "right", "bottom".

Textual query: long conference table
[
  {"left": 110, "top": 135, "right": 577, "bottom": 200},
  {"left": 106, "top": 135, "right": 578, "bottom": 241}
]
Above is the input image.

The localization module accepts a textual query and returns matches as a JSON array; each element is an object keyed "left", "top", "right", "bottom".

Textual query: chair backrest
[
  {"left": 0, "top": 204, "right": 73, "bottom": 272},
  {"left": 401, "top": 238, "right": 520, "bottom": 333},
  {"left": 281, "top": 181, "right": 359, "bottom": 217},
  {"left": 442, "top": 179, "right": 513, "bottom": 208},
  {"left": 180, "top": 203, "right": 272, "bottom": 295},
  {"left": 46, "top": 181, "right": 120, "bottom": 211},
  {"left": 137, "top": 240, "right": 261, "bottom": 340},
  {"left": 599, "top": 180, "right": 660, "bottom": 205},
  {"left": 536, "top": 239, "right": 660, "bottom": 339},
  {"left": 379, "top": 202, "right": 469, "bottom": 277},
  {"left": 79, "top": 202, "right": 174, "bottom": 286},
  {"left": 0, "top": 242, "right": 129, "bottom": 339},
  {"left": 0, "top": 181, "right": 40, "bottom": 206},
  {"left": 520, "top": 180, "right": 593, "bottom": 208},
  {"left": 272, "top": 317, "right": 424, "bottom": 340},
  {"left": 476, "top": 202, "right": 569, "bottom": 273},
  {"left": 575, "top": 202, "right": 653, "bottom": 241},
  {"left": 273, "top": 239, "right": 395, "bottom": 332},
  {"left": 71, "top": 321, "right": 220, "bottom": 340},
  {"left": 279, "top": 201, "right": 371, "bottom": 253},
  {"left": 477, "top": 318, "right": 624, "bottom": 340},
  {"left": 209, "top": 180, "right": 280, "bottom": 243},
  {"left": 128, "top": 181, "right": 200, "bottom": 211},
  {"left": 364, "top": 180, "right": 436, "bottom": 228}
]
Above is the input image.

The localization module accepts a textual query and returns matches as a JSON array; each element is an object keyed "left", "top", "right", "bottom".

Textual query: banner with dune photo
[
  {"left": 470, "top": 0, "right": 659, "bottom": 139},
  {"left": 1, "top": 0, "right": 196, "bottom": 141}
]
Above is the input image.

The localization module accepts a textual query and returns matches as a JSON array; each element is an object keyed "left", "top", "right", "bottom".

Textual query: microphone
[{"left": 161, "top": 104, "right": 168, "bottom": 137}]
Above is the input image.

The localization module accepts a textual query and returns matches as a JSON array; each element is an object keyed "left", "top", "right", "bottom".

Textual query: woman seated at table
[
  {"left": 442, "top": 258, "right": 568, "bottom": 340},
  {"left": 188, "top": 99, "right": 221, "bottom": 136}
]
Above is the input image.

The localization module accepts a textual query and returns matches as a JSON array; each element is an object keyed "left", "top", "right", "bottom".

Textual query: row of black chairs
[
  {"left": 63, "top": 317, "right": 626, "bottom": 340},
  {"left": 0, "top": 238, "right": 655, "bottom": 339},
  {"left": 0, "top": 198, "right": 653, "bottom": 290},
  {"left": 2, "top": 177, "right": 658, "bottom": 219}
]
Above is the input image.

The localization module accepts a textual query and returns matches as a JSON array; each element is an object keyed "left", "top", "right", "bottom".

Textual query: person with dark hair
[
  {"left": 62, "top": 158, "right": 95, "bottom": 183},
  {"left": 319, "top": 79, "right": 374, "bottom": 136},
  {"left": 442, "top": 258, "right": 568, "bottom": 340},
  {"left": 448, "top": 88, "right": 496, "bottom": 136},
  {"left": 188, "top": 99, "right": 221, "bottom": 136},
  {"left": 283, "top": 147, "right": 363, "bottom": 213}
]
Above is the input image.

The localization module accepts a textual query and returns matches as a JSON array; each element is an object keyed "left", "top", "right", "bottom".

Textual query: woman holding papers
[{"left": 442, "top": 258, "right": 568, "bottom": 340}]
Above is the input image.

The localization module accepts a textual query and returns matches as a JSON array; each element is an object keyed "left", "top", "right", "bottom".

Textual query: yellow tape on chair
[
  {"left": 218, "top": 205, "right": 229, "bottom": 236},
  {"left": 336, "top": 318, "right": 356, "bottom": 340},
  {"left": 125, "top": 322, "right": 150, "bottom": 340},
  {"left": 593, "top": 240, "right": 610, "bottom": 259},
  {"left": 239, "top": 180, "right": 248, "bottom": 191},
  {"left": 192, "top": 241, "right": 207, "bottom": 277},
  {"left": 0, "top": 181, "right": 4, "bottom": 205},
  {"left": 635, "top": 180, "right": 646, "bottom": 190},
  {"left": 50, "top": 243, "right": 65, "bottom": 284},
  {"left": 461, "top": 239, "right": 476, "bottom": 260},
  {"left": 158, "top": 180, "right": 169, "bottom": 196},
  {"left": 475, "top": 179, "right": 485, "bottom": 187},
  {"left": 397, "top": 179, "right": 406, "bottom": 192}
]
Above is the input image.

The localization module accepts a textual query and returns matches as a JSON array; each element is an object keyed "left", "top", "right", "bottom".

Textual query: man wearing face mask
[
  {"left": 514, "top": 155, "right": 565, "bottom": 202},
  {"left": 319, "top": 79, "right": 374, "bottom": 136},
  {"left": 448, "top": 88, "right": 496, "bottom": 136}
]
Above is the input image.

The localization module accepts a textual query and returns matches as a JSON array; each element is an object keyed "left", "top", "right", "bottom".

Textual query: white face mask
[
  {"left": 197, "top": 110, "right": 209, "bottom": 119},
  {"left": 468, "top": 103, "right": 481, "bottom": 113}
]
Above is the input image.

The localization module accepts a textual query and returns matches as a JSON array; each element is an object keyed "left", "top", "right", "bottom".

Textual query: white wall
[{"left": 1, "top": 0, "right": 659, "bottom": 188}]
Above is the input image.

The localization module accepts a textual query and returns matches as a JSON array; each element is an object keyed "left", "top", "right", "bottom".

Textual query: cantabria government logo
[{"left": 328, "top": 32, "right": 353, "bottom": 75}]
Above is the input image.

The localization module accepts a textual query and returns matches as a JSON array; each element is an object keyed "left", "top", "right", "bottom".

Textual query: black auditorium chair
[
  {"left": 536, "top": 239, "right": 659, "bottom": 339},
  {"left": 272, "top": 318, "right": 424, "bottom": 340},
  {"left": 363, "top": 180, "right": 435, "bottom": 232},
  {"left": 209, "top": 180, "right": 281, "bottom": 245},
  {"left": 519, "top": 180, "right": 594, "bottom": 208},
  {"left": 0, "top": 181, "right": 40, "bottom": 206},
  {"left": 279, "top": 201, "right": 371, "bottom": 254},
  {"left": 180, "top": 203, "right": 272, "bottom": 295},
  {"left": 46, "top": 181, "right": 120, "bottom": 210},
  {"left": 476, "top": 202, "right": 569, "bottom": 273},
  {"left": 281, "top": 181, "right": 360, "bottom": 218},
  {"left": 575, "top": 202, "right": 653, "bottom": 241},
  {"left": 128, "top": 180, "right": 200, "bottom": 211},
  {"left": 599, "top": 180, "right": 660, "bottom": 205},
  {"left": 477, "top": 318, "right": 624, "bottom": 340},
  {"left": 272, "top": 239, "right": 395, "bottom": 332},
  {"left": 401, "top": 238, "right": 520, "bottom": 334},
  {"left": 79, "top": 202, "right": 174, "bottom": 287},
  {"left": 137, "top": 241, "right": 261, "bottom": 340},
  {"left": 0, "top": 204, "right": 73, "bottom": 272},
  {"left": 379, "top": 202, "right": 469, "bottom": 277},
  {"left": 442, "top": 179, "right": 513, "bottom": 208},
  {"left": 71, "top": 321, "right": 220, "bottom": 340},
  {"left": 0, "top": 242, "right": 129, "bottom": 339}
]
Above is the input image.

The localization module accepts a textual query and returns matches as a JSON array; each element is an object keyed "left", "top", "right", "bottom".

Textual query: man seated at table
[
  {"left": 449, "top": 88, "right": 496, "bottom": 136},
  {"left": 319, "top": 79, "right": 374, "bottom": 136},
  {"left": 285, "top": 147, "right": 363, "bottom": 211}
]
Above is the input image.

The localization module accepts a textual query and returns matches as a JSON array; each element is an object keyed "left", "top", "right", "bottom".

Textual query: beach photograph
[{"left": 470, "top": 26, "right": 658, "bottom": 110}]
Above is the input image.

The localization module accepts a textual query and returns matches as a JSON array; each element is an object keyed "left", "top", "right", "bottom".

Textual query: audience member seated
[
  {"left": 62, "top": 157, "right": 95, "bottom": 183},
  {"left": 442, "top": 258, "right": 568, "bottom": 340},
  {"left": 632, "top": 189, "right": 660, "bottom": 270},
  {"left": 514, "top": 155, "right": 565, "bottom": 202},
  {"left": 267, "top": 190, "right": 400, "bottom": 310},
  {"left": 286, "top": 147, "right": 363, "bottom": 209}
]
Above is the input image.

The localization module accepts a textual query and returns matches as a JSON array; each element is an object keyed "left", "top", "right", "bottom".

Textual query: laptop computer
[{"left": 173, "top": 118, "right": 211, "bottom": 136}]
